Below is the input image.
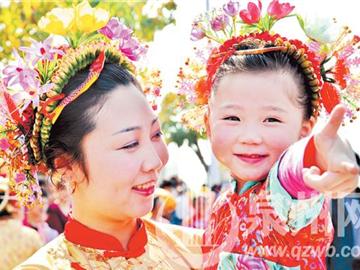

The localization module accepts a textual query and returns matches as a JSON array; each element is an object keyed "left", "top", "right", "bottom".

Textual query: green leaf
[
  {"left": 89, "top": 0, "right": 100, "bottom": 7},
  {"left": 296, "top": 14, "right": 305, "bottom": 31}
]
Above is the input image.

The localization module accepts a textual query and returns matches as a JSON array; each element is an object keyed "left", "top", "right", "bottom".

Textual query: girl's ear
[
  {"left": 204, "top": 108, "right": 212, "bottom": 139},
  {"left": 300, "top": 116, "right": 316, "bottom": 138}
]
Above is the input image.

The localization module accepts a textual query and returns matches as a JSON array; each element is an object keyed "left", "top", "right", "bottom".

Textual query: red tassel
[
  {"left": 3, "top": 91, "right": 24, "bottom": 126},
  {"left": 90, "top": 51, "right": 106, "bottom": 73},
  {"left": 320, "top": 82, "right": 341, "bottom": 113},
  {"left": 21, "top": 103, "right": 34, "bottom": 134}
]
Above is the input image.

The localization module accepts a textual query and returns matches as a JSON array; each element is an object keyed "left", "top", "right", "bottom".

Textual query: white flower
[{"left": 303, "top": 16, "right": 342, "bottom": 44}]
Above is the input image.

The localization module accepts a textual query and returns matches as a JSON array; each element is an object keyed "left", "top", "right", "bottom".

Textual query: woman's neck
[{"left": 72, "top": 206, "right": 138, "bottom": 251}]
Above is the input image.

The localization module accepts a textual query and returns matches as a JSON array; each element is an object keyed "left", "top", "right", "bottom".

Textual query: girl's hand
[{"left": 303, "top": 105, "right": 359, "bottom": 198}]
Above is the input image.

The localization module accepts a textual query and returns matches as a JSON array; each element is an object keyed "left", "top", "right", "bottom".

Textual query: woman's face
[{"left": 73, "top": 84, "right": 169, "bottom": 221}]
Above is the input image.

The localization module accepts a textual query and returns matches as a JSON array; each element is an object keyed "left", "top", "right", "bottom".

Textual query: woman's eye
[
  {"left": 264, "top": 117, "right": 281, "bottom": 123},
  {"left": 120, "top": 141, "right": 139, "bottom": 150},
  {"left": 223, "top": 116, "right": 240, "bottom": 121}
]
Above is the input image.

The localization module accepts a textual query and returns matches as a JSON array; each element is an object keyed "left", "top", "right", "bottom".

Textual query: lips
[
  {"left": 132, "top": 180, "right": 156, "bottom": 197},
  {"left": 235, "top": 153, "right": 268, "bottom": 164}
]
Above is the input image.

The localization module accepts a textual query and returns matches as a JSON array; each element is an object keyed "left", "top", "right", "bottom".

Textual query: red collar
[{"left": 64, "top": 217, "right": 147, "bottom": 259}]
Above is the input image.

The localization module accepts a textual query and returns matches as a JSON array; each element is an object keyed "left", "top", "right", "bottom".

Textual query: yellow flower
[
  {"left": 38, "top": 1, "right": 109, "bottom": 36},
  {"left": 74, "top": 1, "right": 109, "bottom": 33},
  {"left": 38, "top": 7, "right": 74, "bottom": 36}
]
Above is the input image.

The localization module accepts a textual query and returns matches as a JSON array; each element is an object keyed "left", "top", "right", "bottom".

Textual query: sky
[{"left": 145, "top": 0, "right": 360, "bottom": 191}]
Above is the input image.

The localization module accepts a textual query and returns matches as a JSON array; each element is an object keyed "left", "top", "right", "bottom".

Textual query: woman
[{"left": 0, "top": 2, "right": 202, "bottom": 269}]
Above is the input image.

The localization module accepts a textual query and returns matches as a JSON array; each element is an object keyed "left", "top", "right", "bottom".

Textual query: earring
[{"left": 50, "top": 171, "right": 63, "bottom": 188}]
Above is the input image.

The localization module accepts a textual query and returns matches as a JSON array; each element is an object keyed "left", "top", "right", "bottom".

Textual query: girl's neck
[
  {"left": 72, "top": 206, "right": 138, "bottom": 251},
  {"left": 233, "top": 177, "right": 262, "bottom": 195}
]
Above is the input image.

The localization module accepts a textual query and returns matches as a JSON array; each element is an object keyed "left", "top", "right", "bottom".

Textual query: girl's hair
[
  {"left": 212, "top": 40, "right": 313, "bottom": 119},
  {"left": 44, "top": 63, "right": 142, "bottom": 175}
]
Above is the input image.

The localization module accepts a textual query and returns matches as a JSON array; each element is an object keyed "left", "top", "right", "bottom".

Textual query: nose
[
  {"left": 141, "top": 142, "right": 164, "bottom": 173},
  {"left": 237, "top": 124, "right": 263, "bottom": 145}
]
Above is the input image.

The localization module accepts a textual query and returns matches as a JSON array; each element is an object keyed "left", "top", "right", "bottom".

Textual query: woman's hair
[
  {"left": 212, "top": 40, "right": 313, "bottom": 119},
  {"left": 44, "top": 63, "right": 142, "bottom": 175}
]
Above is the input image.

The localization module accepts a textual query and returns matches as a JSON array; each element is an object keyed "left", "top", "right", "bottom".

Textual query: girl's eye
[
  {"left": 223, "top": 116, "right": 240, "bottom": 121},
  {"left": 120, "top": 141, "right": 139, "bottom": 150},
  {"left": 153, "top": 131, "right": 163, "bottom": 139},
  {"left": 264, "top": 117, "right": 281, "bottom": 123}
]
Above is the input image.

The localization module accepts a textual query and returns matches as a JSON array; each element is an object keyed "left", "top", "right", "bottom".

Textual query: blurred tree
[
  {"left": 159, "top": 92, "right": 209, "bottom": 172},
  {"left": 0, "top": 0, "right": 176, "bottom": 61}
]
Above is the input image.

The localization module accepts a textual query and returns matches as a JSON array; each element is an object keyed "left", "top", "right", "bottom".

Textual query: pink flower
[
  {"left": 239, "top": 1, "right": 262, "bottom": 24},
  {"left": 2, "top": 50, "right": 38, "bottom": 91},
  {"left": 223, "top": 0, "right": 240, "bottom": 17},
  {"left": 0, "top": 138, "right": 10, "bottom": 151},
  {"left": 210, "top": 14, "right": 230, "bottom": 31},
  {"left": 19, "top": 36, "right": 64, "bottom": 66},
  {"left": 15, "top": 172, "right": 26, "bottom": 183},
  {"left": 23, "top": 82, "right": 54, "bottom": 108},
  {"left": 99, "top": 17, "right": 132, "bottom": 40},
  {"left": 0, "top": 107, "right": 7, "bottom": 126},
  {"left": 119, "top": 37, "right": 147, "bottom": 61},
  {"left": 190, "top": 22, "right": 205, "bottom": 41},
  {"left": 267, "top": 0, "right": 294, "bottom": 20},
  {"left": 99, "top": 17, "right": 146, "bottom": 61}
]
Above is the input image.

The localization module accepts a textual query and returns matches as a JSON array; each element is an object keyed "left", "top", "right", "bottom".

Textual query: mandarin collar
[{"left": 64, "top": 216, "right": 147, "bottom": 259}]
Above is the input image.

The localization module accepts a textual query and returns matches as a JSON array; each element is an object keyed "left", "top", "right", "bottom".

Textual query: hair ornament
[
  {"left": 0, "top": 1, "right": 161, "bottom": 206},
  {"left": 177, "top": 0, "right": 359, "bottom": 132}
]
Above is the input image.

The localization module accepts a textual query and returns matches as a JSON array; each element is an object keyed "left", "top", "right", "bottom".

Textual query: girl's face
[
  {"left": 206, "top": 71, "right": 313, "bottom": 182},
  {"left": 72, "top": 84, "right": 169, "bottom": 221}
]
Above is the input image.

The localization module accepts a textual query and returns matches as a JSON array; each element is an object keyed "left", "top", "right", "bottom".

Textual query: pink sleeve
[{"left": 278, "top": 136, "right": 320, "bottom": 199}]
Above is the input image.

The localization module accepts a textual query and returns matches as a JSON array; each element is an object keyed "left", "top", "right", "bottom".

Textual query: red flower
[
  {"left": 239, "top": 0, "right": 262, "bottom": 24},
  {"left": 353, "top": 35, "right": 360, "bottom": 44},
  {"left": 334, "top": 58, "right": 350, "bottom": 89},
  {"left": 267, "top": 0, "right": 294, "bottom": 20},
  {"left": 195, "top": 76, "right": 212, "bottom": 105},
  {"left": 320, "top": 82, "right": 341, "bottom": 113}
]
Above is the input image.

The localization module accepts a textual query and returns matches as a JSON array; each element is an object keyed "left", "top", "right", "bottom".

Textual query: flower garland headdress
[
  {"left": 177, "top": 0, "right": 359, "bottom": 132},
  {"left": 0, "top": 1, "right": 161, "bottom": 206}
]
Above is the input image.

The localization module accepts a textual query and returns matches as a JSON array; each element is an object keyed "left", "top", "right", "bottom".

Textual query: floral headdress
[
  {"left": 0, "top": 1, "right": 161, "bottom": 206},
  {"left": 177, "top": 0, "right": 359, "bottom": 132}
]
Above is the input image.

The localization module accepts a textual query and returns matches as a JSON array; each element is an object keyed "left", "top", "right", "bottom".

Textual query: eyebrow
[
  {"left": 220, "top": 104, "right": 244, "bottom": 110},
  {"left": 112, "top": 117, "right": 158, "bottom": 135},
  {"left": 221, "top": 104, "right": 287, "bottom": 113},
  {"left": 261, "top": 105, "right": 288, "bottom": 113}
]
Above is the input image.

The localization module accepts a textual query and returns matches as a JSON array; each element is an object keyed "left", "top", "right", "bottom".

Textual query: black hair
[
  {"left": 212, "top": 41, "right": 313, "bottom": 119},
  {"left": 160, "top": 180, "right": 175, "bottom": 189}
]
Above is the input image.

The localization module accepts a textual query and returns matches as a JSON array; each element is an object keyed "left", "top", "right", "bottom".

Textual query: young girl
[
  {"left": 1, "top": 2, "right": 201, "bottom": 269},
  {"left": 179, "top": 1, "right": 360, "bottom": 269}
]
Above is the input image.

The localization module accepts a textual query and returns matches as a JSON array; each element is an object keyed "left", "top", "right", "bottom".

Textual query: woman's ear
[
  {"left": 300, "top": 116, "right": 316, "bottom": 138},
  {"left": 52, "top": 155, "right": 73, "bottom": 188}
]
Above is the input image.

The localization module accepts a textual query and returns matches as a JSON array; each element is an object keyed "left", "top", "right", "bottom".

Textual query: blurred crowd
[
  {"left": 0, "top": 175, "right": 71, "bottom": 269},
  {"left": 149, "top": 176, "right": 224, "bottom": 229},
  {"left": 1, "top": 173, "right": 359, "bottom": 269}
]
